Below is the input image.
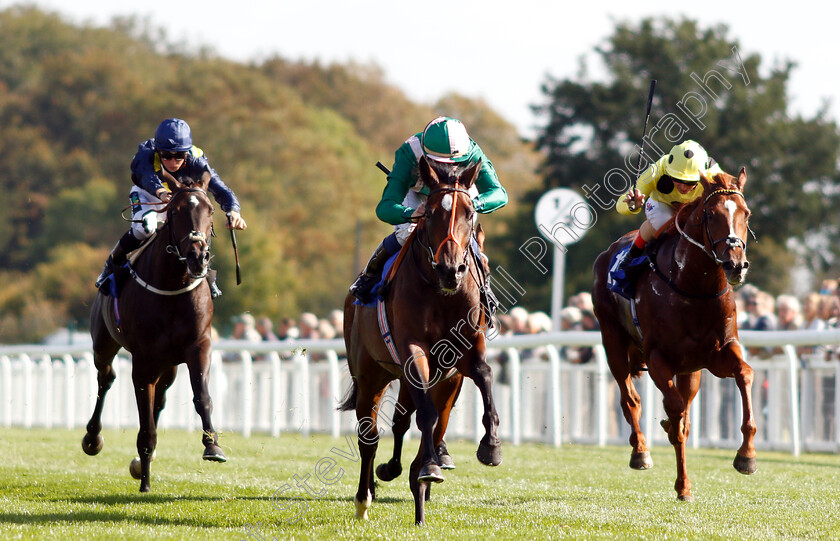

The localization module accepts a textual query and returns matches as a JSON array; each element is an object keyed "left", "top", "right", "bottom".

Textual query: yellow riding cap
[
  {"left": 616, "top": 140, "right": 723, "bottom": 215},
  {"left": 664, "top": 140, "right": 708, "bottom": 182}
]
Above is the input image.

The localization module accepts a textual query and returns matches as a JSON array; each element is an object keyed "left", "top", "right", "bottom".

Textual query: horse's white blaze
[
  {"left": 441, "top": 193, "right": 453, "bottom": 212},
  {"left": 189, "top": 195, "right": 199, "bottom": 208},
  {"left": 724, "top": 199, "right": 738, "bottom": 236}
]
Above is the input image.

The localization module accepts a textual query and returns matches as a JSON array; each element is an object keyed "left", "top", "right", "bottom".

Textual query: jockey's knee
[
  {"left": 383, "top": 232, "right": 402, "bottom": 254},
  {"left": 131, "top": 213, "right": 157, "bottom": 239}
]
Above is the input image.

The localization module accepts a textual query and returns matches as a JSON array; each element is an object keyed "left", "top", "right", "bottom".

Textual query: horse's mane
[{"left": 674, "top": 171, "right": 738, "bottom": 228}]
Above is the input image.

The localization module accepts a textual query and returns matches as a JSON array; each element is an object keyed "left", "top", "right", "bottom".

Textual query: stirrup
[{"left": 210, "top": 282, "right": 222, "bottom": 299}]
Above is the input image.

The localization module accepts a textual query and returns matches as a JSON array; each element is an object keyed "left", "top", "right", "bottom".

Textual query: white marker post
[{"left": 534, "top": 188, "right": 592, "bottom": 331}]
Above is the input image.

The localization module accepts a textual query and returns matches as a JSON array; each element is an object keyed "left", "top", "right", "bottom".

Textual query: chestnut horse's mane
[{"left": 672, "top": 171, "right": 738, "bottom": 230}]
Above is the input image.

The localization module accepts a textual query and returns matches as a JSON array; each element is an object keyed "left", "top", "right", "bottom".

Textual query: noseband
[
  {"left": 675, "top": 188, "right": 748, "bottom": 265},
  {"left": 418, "top": 184, "right": 473, "bottom": 270}
]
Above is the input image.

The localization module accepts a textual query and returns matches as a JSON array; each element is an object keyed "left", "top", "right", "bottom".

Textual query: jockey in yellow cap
[{"left": 615, "top": 140, "right": 723, "bottom": 277}]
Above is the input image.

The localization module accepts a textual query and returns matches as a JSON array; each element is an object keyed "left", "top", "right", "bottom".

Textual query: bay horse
[
  {"left": 340, "top": 156, "right": 501, "bottom": 525},
  {"left": 83, "top": 171, "right": 226, "bottom": 492},
  {"left": 375, "top": 224, "right": 488, "bottom": 483},
  {"left": 592, "top": 168, "right": 755, "bottom": 501}
]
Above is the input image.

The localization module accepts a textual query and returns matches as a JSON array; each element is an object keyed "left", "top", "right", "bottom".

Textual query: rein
[
  {"left": 649, "top": 188, "right": 748, "bottom": 299},
  {"left": 674, "top": 189, "right": 747, "bottom": 264}
]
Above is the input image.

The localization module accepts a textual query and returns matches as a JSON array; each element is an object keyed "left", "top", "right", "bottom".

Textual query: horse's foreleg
[
  {"left": 469, "top": 359, "right": 502, "bottom": 467},
  {"left": 82, "top": 346, "right": 120, "bottom": 456},
  {"left": 709, "top": 343, "right": 757, "bottom": 474},
  {"left": 648, "top": 353, "right": 693, "bottom": 501},
  {"left": 186, "top": 354, "right": 226, "bottom": 462},
  {"left": 403, "top": 344, "right": 444, "bottom": 483},
  {"left": 132, "top": 370, "right": 156, "bottom": 493},
  {"left": 604, "top": 337, "right": 652, "bottom": 469}
]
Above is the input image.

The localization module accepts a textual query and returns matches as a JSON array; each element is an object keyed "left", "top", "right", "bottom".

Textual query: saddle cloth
[{"left": 607, "top": 245, "right": 649, "bottom": 300}]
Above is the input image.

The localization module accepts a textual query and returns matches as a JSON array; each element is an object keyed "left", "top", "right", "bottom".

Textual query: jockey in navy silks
[{"left": 95, "top": 118, "right": 247, "bottom": 297}]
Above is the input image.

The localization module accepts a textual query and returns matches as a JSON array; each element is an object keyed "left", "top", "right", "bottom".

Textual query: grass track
[{"left": 1, "top": 428, "right": 839, "bottom": 540}]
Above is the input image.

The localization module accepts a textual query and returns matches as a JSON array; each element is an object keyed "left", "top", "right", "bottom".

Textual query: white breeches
[
  {"left": 129, "top": 186, "right": 167, "bottom": 240},
  {"left": 644, "top": 198, "right": 675, "bottom": 231}
]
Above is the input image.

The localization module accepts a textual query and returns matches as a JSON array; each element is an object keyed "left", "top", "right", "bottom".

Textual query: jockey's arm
[
  {"left": 472, "top": 154, "right": 507, "bottom": 213},
  {"left": 375, "top": 143, "right": 416, "bottom": 225},
  {"left": 615, "top": 155, "right": 667, "bottom": 215}
]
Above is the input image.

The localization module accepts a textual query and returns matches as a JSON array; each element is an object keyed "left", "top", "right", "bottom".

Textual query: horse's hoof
[
  {"left": 677, "top": 493, "right": 695, "bottom": 502},
  {"left": 439, "top": 452, "right": 456, "bottom": 470},
  {"left": 733, "top": 454, "right": 757, "bottom": 475},
  {"left": 354, "top": 493, "right": 372, "bottom": 520},
  {"left": 129, "top": 457, "right": 143, "bottom": 479},
  {"left": 476, "top": 441, "right": 502, "bottom": 467},
  {"left": 375, "top": 460, "right": 402, "bottom": 482},
  {"left": 139, "top": 482, "right": 151, "bottom": 493},
  {"left": 203, "top": 445, "right": 227, "bottom": 462},
  {"left": 629, "top": 451, "right": 653, "bottom": 470},
  {"left": 417, "top": 464, "right": 444, "bottom": 483},
  {"left": 82, "top": 433, "right": 104, "bottom": 456}
]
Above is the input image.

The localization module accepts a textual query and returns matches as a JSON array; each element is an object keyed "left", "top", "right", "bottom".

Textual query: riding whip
[
  {"left": 633, "top": 79, "right": 657, "bottom": 192},
  {"left": 226, "top": 212, "right": 242, "bottom": 285},
  {"left": 376, "top": 161, "right": 391, "bottom": 176}
]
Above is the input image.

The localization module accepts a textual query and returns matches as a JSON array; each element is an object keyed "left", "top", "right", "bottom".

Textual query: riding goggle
[{"left": 159, "top": 151, "right": 188, "bottom": 160}]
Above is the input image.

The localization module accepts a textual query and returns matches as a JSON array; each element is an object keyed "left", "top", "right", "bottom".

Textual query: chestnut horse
[
  {"left": 83, "top": 171, "right": 225, "bottom": 492},
  {"left": 592, "top": 168, "right": 755, "bottom": 501},
  {"left": 340, "top": 156, "right": 501, "bottom": 525}
]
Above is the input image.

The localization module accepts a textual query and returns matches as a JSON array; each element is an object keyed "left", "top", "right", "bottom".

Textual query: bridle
[
  {"left": 674, "top": 188, "right": 749, "bottom": 265},
  {"left": 163, "top": 187, "right": 214, "bottom": 279},
  {"left": 417, "top": 184, "right": 473, "bottom": 271}
]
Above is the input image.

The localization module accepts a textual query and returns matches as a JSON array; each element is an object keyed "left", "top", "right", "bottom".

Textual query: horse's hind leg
[
  {"left": 408, "top": 449, "right": 430, "bottom": 525},
  {"left": 82, "top": 304, "right": 120, "bottom": 456},
  {"left": 432, "top": 373, "right": 463, "bottom": 471},
  {"left": 353, "top": 377, "right": 391, "bottom": 520},
  {"left": 186, "top": 349, "right": 226, "bottom": 462},
  {"left": 603, "top": 328, "right": 652, "bottom": 469},
  {"left": 376, "top": 380, "right": 414, "bottom": 482},
  {"left": 132, "top": 366, "right": 157, "bottom": 492}
]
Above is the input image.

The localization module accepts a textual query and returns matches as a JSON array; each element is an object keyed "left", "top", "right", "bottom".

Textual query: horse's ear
[
  {"left": 160, "top": 168, "right": 184, "bottom": 191},
  {"left": 418, "top": 155, "right": 440, "bottom": 190},
  {"left": 199, "top": 171, "right": 212, "bottom": 191},
  {"left": 461, "top": 159, "right": 481, "bottom": 189},
  {"left": 475, "top": 222, "right": 486, "bottom": 252},
  {"left": 735, "top": 166, "right": 747, "bottom": 191},
  {"left": 698, "top": 170, "right": 712, "bottom": 191}
]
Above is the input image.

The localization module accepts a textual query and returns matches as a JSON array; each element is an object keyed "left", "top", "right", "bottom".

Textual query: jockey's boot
[
  {"left": 350, "top": 241, "right": 392, "bottom": 304},
  {"left": 95, "top": 231, "right": 143, "bottom": 288},
  {"left": 616, "top": 243, "right": 644, "bottom": 279}
]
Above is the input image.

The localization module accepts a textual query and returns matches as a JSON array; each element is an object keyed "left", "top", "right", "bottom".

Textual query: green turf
[{"left": 1, "top": 427, "right": 839, "bottom": 540}]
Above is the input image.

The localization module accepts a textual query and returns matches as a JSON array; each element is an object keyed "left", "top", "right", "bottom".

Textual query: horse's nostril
[
  {"left": 742, "top": 261, "right": 750, "bottom": 270},
  {"left": 457, "top": 264, "right": 467, "bottom": 275}
]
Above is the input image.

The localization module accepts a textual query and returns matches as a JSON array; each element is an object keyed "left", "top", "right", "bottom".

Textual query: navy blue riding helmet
[{"left": 154, "top": 118, "right": 192, "bottom": 152}]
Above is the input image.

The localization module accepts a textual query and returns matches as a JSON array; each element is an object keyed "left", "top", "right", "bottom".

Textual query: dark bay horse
[
  {"left": 83, "top": 171, "right": 225, "bottom": 492},
  {"left": 593, "top": 168, "right": 755, "bottom": 501},
  {"left": 340, "top": 156, "right": 501, "bottom": 525},
  {"left": 374, "top": 224, "right": 488, "bottom": 483}
]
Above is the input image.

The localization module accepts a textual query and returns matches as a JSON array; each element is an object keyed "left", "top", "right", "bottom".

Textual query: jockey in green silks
[
  {"left": 615, "top": 140, "right": 723, "bottom": 278},
  {"left": 350, "top": 116, "right": 508, "bottom": 304}
]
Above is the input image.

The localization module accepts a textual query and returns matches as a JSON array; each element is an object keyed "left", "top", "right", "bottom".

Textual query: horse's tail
[{"left": 338, "top": 377, "right": 358, "bottom": 412}]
